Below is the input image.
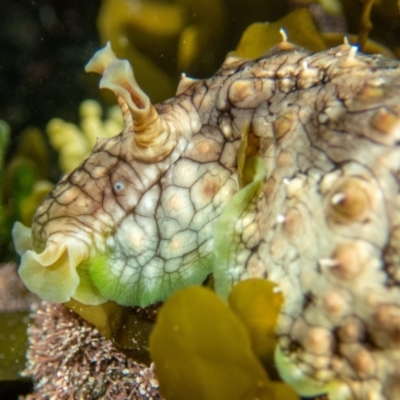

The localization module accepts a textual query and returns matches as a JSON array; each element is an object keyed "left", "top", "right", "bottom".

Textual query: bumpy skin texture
[
  {"left": 215, "top": 44, "right": 400, "bottom": 399},
  {"left": 13, "top": 41, "right": 400, "bottom": 399}
]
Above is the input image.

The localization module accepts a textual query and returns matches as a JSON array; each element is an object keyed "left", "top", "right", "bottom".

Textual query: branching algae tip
[{"left": 12, "top": 37, "right": 400, "bottom": 399}]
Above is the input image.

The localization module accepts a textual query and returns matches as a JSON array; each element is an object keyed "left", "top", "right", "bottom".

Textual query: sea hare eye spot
[{"left": 114, "top": 181, "right": 124, "bottom": 191}]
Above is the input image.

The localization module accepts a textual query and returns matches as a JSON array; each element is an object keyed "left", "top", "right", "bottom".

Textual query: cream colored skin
[
  {"left": 13, "top": 43, "right": 241, "bottom": 307},
  {"left": 13, "top": 39, "right": 400, "bottom": 399}
]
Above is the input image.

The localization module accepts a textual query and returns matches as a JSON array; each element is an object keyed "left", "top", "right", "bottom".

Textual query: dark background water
[{"left": 0, "top": 0, "right": 102, "bottom": 138}]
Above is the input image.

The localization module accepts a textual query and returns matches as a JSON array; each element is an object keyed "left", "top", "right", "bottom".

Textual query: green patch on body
[
  {"left": 89, "top": 252, "right": 214, "bottom": 308},
  {"left": 74, "top": 262, "right": 108, "bottom": 305},
  {"left": 213, "top": 156, "right": 265, "bottom": 299}
]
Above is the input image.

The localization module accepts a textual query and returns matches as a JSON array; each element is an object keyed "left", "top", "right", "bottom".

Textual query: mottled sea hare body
[{"left": 12, "top": 39, "right": 400, "bottom": 399}]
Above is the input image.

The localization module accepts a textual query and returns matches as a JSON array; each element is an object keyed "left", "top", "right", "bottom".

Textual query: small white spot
[
  {"left": 348, "top": 45, "right": 358, "bottom": 58},
  {"left": 302, "top": 61, "right": 308, "bottom": 70},
  {"left": 273, "top": 286, "right": 282, "bottom": 294},
  {"left": 368, "top": 77, "right": 388, "bottom": 87},
  {"left": 319, "top": 258, "right": 339, "bottom": 268},
  {"left": 331, "top": 192, "right": 345, "bottom": 205},
  {"left": 276, "top": 214, "right": 286, "bottom": 223},
  {"left": 220, "top": 121, "right": 232, "bottom": 138}
]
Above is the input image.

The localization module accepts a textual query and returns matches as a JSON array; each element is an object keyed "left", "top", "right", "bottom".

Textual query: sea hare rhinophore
[{"left": 12, "top": 37, "right": 400, "bottom": 399}]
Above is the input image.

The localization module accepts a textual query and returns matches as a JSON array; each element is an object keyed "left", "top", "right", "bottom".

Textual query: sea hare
[{"left": 12, "top": 37, "right": 400, "bottom": 399}]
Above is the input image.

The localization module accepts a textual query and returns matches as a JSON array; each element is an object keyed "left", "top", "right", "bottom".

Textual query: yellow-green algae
[
  {"left": 46, "top": 99, "right": 123, "bottom": 174},
  {"left": 3, "top": 127, "right": 52, "bottom": 225},
  {"left": 151, "top": 287, "right": 270, "bottom": 400},
  {"left": 231, "top": 8, "right": 327, "bottom": 59},
  {"left": 96, "top": 0, "right": 176, "bottom": 102},
  {"left": 228, "top": 279, "right": 283, "bottom": 374},
  {"left": 149, "top": 283, "right": 297, "bottom": 400},
  {"left": 1, "top": 126, "right": 52, "bottom": 258}
]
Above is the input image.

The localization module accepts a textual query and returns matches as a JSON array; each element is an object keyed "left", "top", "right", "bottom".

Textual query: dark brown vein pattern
[{"left": 13, "top": 40, "right": 400, "bottom": 399}]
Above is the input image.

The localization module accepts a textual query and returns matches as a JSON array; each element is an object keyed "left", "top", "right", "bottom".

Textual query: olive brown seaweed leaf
[{"left": 149, "top": 283, "right": 297, "bottom": 400}]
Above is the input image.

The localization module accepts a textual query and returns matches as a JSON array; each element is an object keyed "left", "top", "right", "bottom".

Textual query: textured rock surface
[
  {"left": 13, "top": 39, "right": 400, "bottom": 399},
  {"left": 23, "top": 301, "right": 161, "bottom": 399}
]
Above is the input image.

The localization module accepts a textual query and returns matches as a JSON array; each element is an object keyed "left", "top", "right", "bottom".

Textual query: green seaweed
[
  {"left": 1, "top": 127, "right": 52, "bottom": 259},
  {"left": 150, "top": 286, "right": 270, "bottom": 400},
  {"left": 228, "top": 279, "right": 283, "bottom": 375},
  {"left": 149, "top": 284, "right": 297, "bottom": 400},
  {"left": 233, "top": 8, "right": 327, "bottom": 59},
  {"left": 340, "top": 0, "right": 400, "bottom": 57}
]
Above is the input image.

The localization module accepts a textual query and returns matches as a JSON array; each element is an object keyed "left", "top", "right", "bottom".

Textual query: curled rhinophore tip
[
  {"left": 100, "top": 58, "right": 150, "bottom": 114},
  {"left": 85, "top": 42, "right": 180, "bottom": 162},
  {"left": 85, "top": 42, "right": 118, "bottom": 75}
]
